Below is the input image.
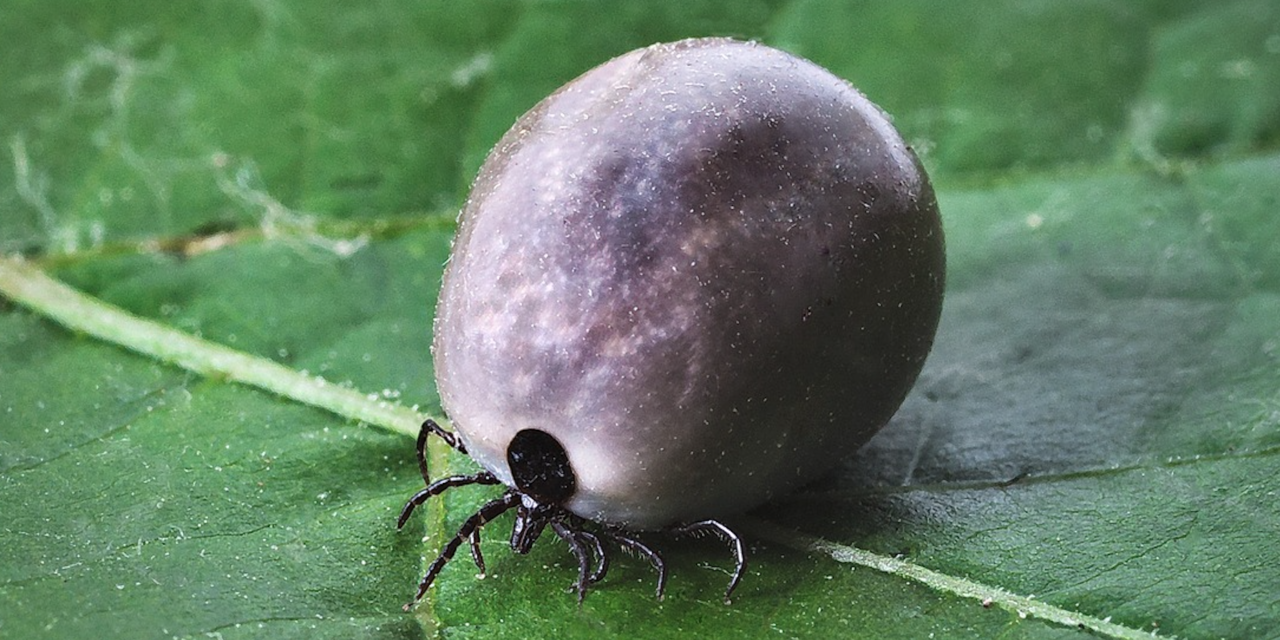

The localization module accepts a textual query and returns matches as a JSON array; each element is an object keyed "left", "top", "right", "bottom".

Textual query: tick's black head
[
  {"left": 506, "top": 428, "right": 576, "bottom": 505},
  {"left": 505, "top": 429, "right": 576, "bottom": 555}
]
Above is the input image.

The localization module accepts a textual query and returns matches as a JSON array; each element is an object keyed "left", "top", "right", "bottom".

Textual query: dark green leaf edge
[{"left": 0, "top": 255, "right": 1164, "bottom": 639}]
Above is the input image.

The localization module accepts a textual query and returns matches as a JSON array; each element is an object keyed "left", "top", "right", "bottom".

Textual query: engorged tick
[{"left": 399, "top": 36, "right": 945, "bottom": 608}]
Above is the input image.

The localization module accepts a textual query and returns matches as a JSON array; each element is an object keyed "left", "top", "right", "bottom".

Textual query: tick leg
[
  {"left": 412, "top": 420, "right": 470, "bottom": 485},
  {"left": 405, "top": 492, "right": 519, "bottom": 611},
  {"left": 412, "top": 422, "right": 432, "bottom": 483},
  {"left": 576, "top": 530, "right": 608, "bottom": 585},
  {"left": 467, "top": 529, "right": 486, "bottom": 576},
  {"left": 397, "top": 471, "right": 500, "bottom": 529},
  {"left": 551, "top": 521, "right": 593, "bottom": 604},
  {"left": 671, "top": 519, "right": 746, "bottom": 604},
  {"left": 422, "top": 418, "right": 468, "bottom": 455},
  {"left": 603, "top": 528, "right": 667, "bottom": 600}
]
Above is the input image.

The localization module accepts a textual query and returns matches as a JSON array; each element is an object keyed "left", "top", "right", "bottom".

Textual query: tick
[{"left": 400, "top": 36, "right": 944, "bottom": 607}]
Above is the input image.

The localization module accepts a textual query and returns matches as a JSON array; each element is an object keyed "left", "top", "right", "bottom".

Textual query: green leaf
[{"left": 2, "top": 2, "right": 1277, "bottom": 639}]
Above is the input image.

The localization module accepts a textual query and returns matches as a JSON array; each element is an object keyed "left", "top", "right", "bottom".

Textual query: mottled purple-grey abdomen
[{"left": 433, "top": 38, "right": 945, "bottom": 530}]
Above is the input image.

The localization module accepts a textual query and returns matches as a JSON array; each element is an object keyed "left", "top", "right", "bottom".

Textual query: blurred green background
[{"left": 2, "top": 1, "right": 1278, "bottom": 638}]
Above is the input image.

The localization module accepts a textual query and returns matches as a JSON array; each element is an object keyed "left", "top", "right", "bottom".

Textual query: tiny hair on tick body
[{"left": 399, "top": 37, "right": 945, "bottom": 608}]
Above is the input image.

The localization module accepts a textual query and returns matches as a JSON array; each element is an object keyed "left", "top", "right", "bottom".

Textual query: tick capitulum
[{"left": 397, "top": 419, "right": 746, "bottom": 609}]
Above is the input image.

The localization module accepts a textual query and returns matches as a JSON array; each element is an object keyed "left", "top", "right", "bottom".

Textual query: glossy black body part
[{"left": 398, "top": 420, "right": 747, "bottom": 608}]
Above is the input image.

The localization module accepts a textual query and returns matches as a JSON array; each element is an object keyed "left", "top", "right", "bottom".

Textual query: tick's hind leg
[
  {"left": 421, "top": 419, "right": 469, "bottom": 455},
  {"left": 413, "top": 419, "right": 469, "bottom": 488},
  {"left": 602, "top": 527, "right": 667, "bottom": 600},
  {"left": 670, "top": 519, "right": 746, "bottom": 604}
]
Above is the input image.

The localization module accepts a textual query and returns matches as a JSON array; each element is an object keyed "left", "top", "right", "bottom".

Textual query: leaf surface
[{"left": 2, "top": 2, "right": 1277, "bottom": 638}]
